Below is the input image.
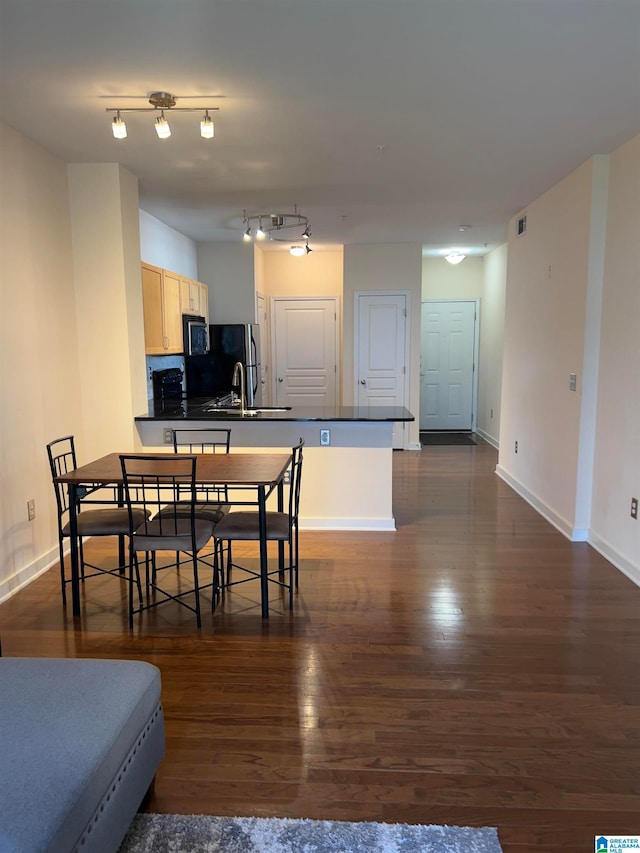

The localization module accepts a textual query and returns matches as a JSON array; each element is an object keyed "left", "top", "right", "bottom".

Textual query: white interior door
[
  {"left": 271, "top": 297, "right": 338, "bottom": 407},
  {"left": 355, "top": 292, "right": 409, "bottom": 449},
  {"left": 255, "top": 291, "right": 269, "bottom": 404},
  {"left": 420, "top": 300, "right": 477, "bottom": 431}
]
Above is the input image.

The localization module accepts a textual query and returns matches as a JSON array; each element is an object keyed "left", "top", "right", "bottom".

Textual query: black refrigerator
[{"left": 185, "top": 323, "right": 262, "bottom": 405}]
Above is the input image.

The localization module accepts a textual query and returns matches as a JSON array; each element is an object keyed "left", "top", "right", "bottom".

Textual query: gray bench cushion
[{"left": 0, "top": 657, "right": 164, "bottom": 853}]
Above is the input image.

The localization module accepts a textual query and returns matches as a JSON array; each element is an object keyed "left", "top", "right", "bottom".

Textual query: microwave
[{"left": 183, "top": 315, "right": 209, "bottom": 355}]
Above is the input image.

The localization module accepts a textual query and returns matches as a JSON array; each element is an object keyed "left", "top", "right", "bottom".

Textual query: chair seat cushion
[
  {"left": 62, "top": 507, "right": 149, "bottom": 537},
  {"left": 158, "top": 502, "right": 231, "bottom": 525},
  {"left": 132, "top": 517, "right": 214, "bottom": 552},
  {"left": 214, "top": 511, "right": 290, "bottom": 541}
]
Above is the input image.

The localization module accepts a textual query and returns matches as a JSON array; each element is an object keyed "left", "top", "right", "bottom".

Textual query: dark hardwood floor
[{"left": 2, "top": 439, "right": 639, "bottom": 851}]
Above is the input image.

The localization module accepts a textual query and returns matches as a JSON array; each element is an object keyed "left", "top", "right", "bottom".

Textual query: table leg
[
  {"left": 68, "top": 483, "right": 81, "bottom": 618},
  {"left": 258, "top": 484, "right": 269, "bottom": 619}
]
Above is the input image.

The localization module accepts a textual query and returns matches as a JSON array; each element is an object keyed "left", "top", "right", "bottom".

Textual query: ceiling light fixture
[
  {"left": 242, "top": 206, "right": 313, "bottom": 254},
  {"left": 200, "top": 109, "right": 214, "bottom": 139},
  {"left": 154, "top": 111, "right": 171, "bottom": 139},
  {"left": 111, "top": 111, "right": 127, "bottom": 139},
  {"left": 106, "top": 92, "right": 219, "bottom": 139},
  {"left": 305, "top": 244, "right": 313, "bottom": 255},
  {"left": 445, "top": 250, "right": 466, "bottom": 265}
]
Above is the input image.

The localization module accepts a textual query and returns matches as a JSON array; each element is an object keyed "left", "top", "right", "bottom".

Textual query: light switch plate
[{"left": 569, "top": 373, "right": 577, "bottom": 391}]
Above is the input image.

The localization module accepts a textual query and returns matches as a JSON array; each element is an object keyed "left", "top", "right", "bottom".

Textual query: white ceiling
[{"left": 1, "top": 0, "right": 639, "bottom": 255}]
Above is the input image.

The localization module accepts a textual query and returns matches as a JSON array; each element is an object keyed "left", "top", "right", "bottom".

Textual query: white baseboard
[
  {"left": 301, "top": 517, "right": 396, "bottom": 532},
  {"left": 0, "top": 546, "right": 60, "bottom": 605},
  {"left": 495, "top": 465, "right": 588, "bottom": 542},
  {"left": 476, "top": 428, "right": 499, "bottom": 450},
  {"left": 589, "top": 532, "right": 640, "bottom": 588}
]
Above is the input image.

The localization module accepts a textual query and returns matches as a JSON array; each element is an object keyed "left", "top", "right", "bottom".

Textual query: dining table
[{"left": 54, "top": 450, "right": 293, "bottom": 621}]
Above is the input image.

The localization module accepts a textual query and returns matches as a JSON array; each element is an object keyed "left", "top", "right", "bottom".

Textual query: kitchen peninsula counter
[
  {"left": 135, "top": 399, "right": 413, "bottom": 424},
  {"left": 134, "top": 401, "right": 414, "bottom": 531}
]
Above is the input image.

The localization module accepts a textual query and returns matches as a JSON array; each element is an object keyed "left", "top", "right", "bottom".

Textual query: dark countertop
[{"left": 135, "top": 397, "right": 414, "bottom": 423}]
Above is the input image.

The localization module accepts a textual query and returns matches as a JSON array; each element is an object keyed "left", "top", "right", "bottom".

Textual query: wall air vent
[{"left": 516, "top": 214, "right": 527, "bottom": 236}]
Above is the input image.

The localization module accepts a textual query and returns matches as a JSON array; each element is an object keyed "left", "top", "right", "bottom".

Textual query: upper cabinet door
[
  {"left": 141, "top": 263, "right": 165, "bottom": 355},
  {"left": 162, "top": 271, "right": 182, "bottom": 353}
]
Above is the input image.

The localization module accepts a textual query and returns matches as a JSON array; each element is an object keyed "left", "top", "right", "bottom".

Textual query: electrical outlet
[
  {"left": 27, "top": 499, "right": 36, "bottom": 521},
  {"left": 283, "top": 470, "right": 291, "bottom": 485},
  {"left": 632, "top": 497, "right": 638, "bottom": 520},
  {"left": 514, "top": 440, "right": 518, "bottom": 454},
  {"left": 320, "top": 428, "right": 331, "bottom": 446},
  {"left": 163, "top": 428, "right": 174, "bottom": 445}
]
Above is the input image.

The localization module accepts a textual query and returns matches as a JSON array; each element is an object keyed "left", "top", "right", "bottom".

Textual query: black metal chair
[
  {"left": 212, "top": 438, "right": 304, "bottom": 609},
  {"left": 46, "top": 435, "right": 145, "bottom": 607},
  {"left": 171, "top": 428, "right": 232, "bottom": 524},
  {"left": 120, "top": 454, "right": 216, "bottom": 628}
]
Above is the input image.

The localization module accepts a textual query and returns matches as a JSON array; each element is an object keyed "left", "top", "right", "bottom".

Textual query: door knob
[
  {"left": 360, "top": 379, "right": 366, "bottom": 385},
  {"left": 278, "top": 377, "right": 283, "bottom": 382}
]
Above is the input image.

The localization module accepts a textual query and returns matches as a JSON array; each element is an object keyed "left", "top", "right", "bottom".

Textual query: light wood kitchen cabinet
[
  {"left": 141, "top": 263, "right": 183, "bottom": 354},
  {"left": 180, "top": 277, "right": 209, "bottom": 322}
]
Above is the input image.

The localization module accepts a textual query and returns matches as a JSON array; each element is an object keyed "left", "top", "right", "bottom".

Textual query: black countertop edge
[{"left": 136, "top": 399, "right": 414, "bottom": 423}]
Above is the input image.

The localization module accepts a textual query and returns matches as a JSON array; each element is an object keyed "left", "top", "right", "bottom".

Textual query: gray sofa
[{"left": 0, "top": 657, "right": 165, "bottom": 853}]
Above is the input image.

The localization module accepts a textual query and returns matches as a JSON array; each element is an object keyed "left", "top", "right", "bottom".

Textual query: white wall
[
  {"left": 196, "top": 242, "right": 256, "bottom": 322},
  {"left": 422, "top": 255, "right": 484, "bottom": 298},
  {"left": 68, "top": 164, "right": 147, "bottom": 461},
  {"left": 343, "top": 244, "right": 423, "bottom": 448},
  {"left": 477, "top": 245, "right": 507, "bottom": 447},
  {"left": 139, "top": 209, "right": 198, "bottom": 278},
  {"left": 590, "top": 134, "right": 640, "bottom": 581},
  {"left": 0, "top": 123, "right": 83, "bottom": 599},
  {"left": 497, "top": 154, "right": 609, "bottom": 541}
]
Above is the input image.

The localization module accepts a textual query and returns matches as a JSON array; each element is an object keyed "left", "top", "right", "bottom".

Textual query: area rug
[
  {"left": 119, "top": 814, "right": 502, "bottom": 853},
  {"left": 420, "top": 432, "right": 476, "bottom": 446}
]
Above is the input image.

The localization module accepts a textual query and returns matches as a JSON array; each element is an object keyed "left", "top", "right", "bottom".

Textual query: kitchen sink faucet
[{"left": 231, "top": 361, "right": 246, "bottom": 412}]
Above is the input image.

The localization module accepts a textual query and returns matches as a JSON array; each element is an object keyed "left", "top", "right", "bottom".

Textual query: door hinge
[{"left": 404, "top": 308, "right": 407, "bottom": 317}]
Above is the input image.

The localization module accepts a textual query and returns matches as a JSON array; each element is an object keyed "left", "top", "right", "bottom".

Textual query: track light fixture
[
  {"left": 241, "top": 206, "right": 313, "bottom": 254},
  {"left": 154, "top": 111, "right": 171, "bottom": 139},
  {"left": 106, "top": 92, "right": 219, "bottom": 139},
  {"left": 112, "top": 111, "right": 127, "bottom": 139},
  {"left": 200, "top": 109, "right": 214, "bottom": 139}
]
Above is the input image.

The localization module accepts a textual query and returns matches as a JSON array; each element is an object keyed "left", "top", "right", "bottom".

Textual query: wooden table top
[{"left": 54, "top": 451, "right": 292, "bottom": 487}]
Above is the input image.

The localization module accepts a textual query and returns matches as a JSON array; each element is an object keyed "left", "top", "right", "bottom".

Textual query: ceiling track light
[
  {"left": 112, "top": 110, "right": 127, "bottom": 139},
  {"left": 200, "top": 109, "right": 214, "bottom": 139},
  {"left": 155, "top": 111, "right": 171, "bottom": 139},
  {"left": 242, "top": 206, "right": 312, "bottom": 253},
  {"left": 106, "top": 91, "right": 219, "bottom": 139}
]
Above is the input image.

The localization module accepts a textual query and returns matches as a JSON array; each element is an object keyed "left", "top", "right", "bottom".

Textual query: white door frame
[
  {"left": 422, "top": 298, "right": 480, "bottom": 432},
  {"left": 270, "top": 295, "right": 340, "bottom": 406},
  {"left": 354, "top": 290, "right": 411, "bottom": 450}
]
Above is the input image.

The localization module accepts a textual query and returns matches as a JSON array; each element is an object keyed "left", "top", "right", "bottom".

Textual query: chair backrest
[
  {"left": 173, "top": 428, "right": 231, "bottom": 454},
  {"left": 46, "top": 435, "right": 78, "bottom": 520},
  {"left": 288, "top": 438, "right": 305, "bottom": 525},
  {"left": 120, "top": 454, "right": 197, "bottom": 536},
  {"left": 173, "top": 428, "right": 231, "bottom": 503}
]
